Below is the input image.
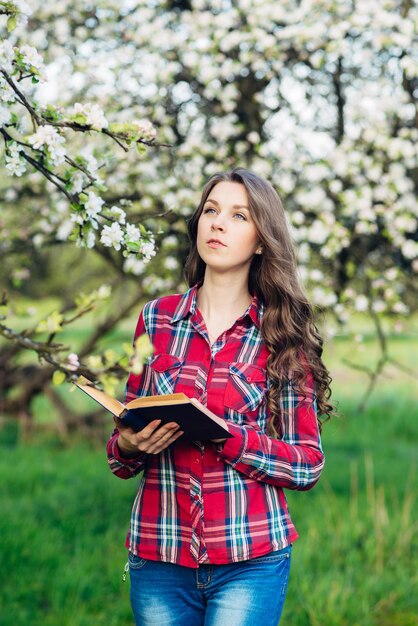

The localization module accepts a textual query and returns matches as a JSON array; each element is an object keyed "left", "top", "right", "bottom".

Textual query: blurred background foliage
[{"left": 0, "top": 1, "right": 417, "bottom": 624}]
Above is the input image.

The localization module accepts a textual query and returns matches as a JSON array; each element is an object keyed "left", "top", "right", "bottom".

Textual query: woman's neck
[{"left": 196, "top": 272, "right": 252, "bottom": 321}]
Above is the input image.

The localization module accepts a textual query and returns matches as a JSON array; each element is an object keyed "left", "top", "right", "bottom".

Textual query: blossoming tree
[{"left": 1, "top": 0, "right": 417, "bottom": 434}]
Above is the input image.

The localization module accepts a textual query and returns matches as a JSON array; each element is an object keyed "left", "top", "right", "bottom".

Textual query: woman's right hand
[{"left": 115, "top": 418, "right": 183, "bottom": 457}]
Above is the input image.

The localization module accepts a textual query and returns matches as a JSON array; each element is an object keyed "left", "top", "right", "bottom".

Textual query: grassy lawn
[{"left": 1, "top": 327, "right": 417, "bottom": 625}]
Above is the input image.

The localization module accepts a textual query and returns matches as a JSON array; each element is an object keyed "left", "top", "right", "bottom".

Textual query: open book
[{"left": 74, "top": 376, "right": 232, "bottom": 441}]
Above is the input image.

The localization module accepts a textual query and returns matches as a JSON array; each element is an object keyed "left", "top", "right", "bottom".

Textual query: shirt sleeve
[
  {"left": 218, "top": 371, "right": 325, "bottom": 491},
  {"left": 106, "top": 308, "right": 151, "bottom": 479}
]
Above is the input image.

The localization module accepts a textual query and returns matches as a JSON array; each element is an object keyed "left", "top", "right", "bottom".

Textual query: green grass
[
  {"left": 1, "top": 329, "right": 417, "bottom": 625},
  {"left": 0, "top": 442, "right": 136, "bottom": 626}
]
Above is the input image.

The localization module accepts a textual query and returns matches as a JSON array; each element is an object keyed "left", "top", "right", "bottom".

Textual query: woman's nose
[{"left": 211, "top": 214, "right": 225, "bottom": 230}]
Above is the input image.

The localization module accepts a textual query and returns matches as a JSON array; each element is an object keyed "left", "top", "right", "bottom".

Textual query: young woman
[{"left": 107, "top": 168, "right": 333, "bottom": 626}]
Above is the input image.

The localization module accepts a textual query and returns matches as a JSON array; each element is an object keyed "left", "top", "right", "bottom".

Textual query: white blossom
[
  {"left": 0, "top": 106, "right": 12, "bottom": 127},
  {"left": 371, "top": 300, "right": 386, "bottom": 313},
  {"left": 19, "top": 45, "right": 44, "bottom": 73},
  {"left": 66, "top": 353, "right": 80, "bottom": 371},
  {"left": 308, "top": 220, "right": 328, "bottom": 244},
  {"left": 28, "top": 125, "right": 66, "bottom": 164},
  {"left": 84, "top": 191, "right": 104, "bottom": 224},
  {"left": 402, "top": 240, "right": 418, "bottom": 260},
  {"left": 125, "top": 223, "right": 141, "bottom": 242},
  {"left": 29, "top": 125, "right": 59, "bottom": 149},
  {"left": 163, "top": 256, "right": 179, "bottom": 271},
  {"left": 296, "top": 187, "right": 327, "bottom": 209},
  {"left": 33, "top": 234, "right": 44, "bottom": 248},
  {"left": 80, "top": 152, "right": 99, "bottom": 176},
  {"left": 97, "top": 284, "right": 112, "bottom": 299},
  {"left": 86, "top": 230, "right": 96, "bottom": 248},
  {"left": 393, "top": 215, "right": 416, "bottom": 233},
  {"left": 100, "top": 222, "right": 124, "bottom": 250},
  {"left": 392, "top": 302, "right": 409, "bottom": 314},
  {"left": 56, "top": 219, "right": 74, "bottom": 241},
  {"left": 72, "top": 102, "right": 108, "bottom": 131},
  {"left": 354, "top": 295, "right": 369, "bottom": 312},
  {"left": 109, "top": 206, "right": 126, "bottom": 224},
  {"left": 132, "top": 119, "right": 157, "bottom": 140},
  {"left": 76, "top": 229, "right": 96, "bottom": 248},
  {"left": 5, "top": 142, "right": 27, "bottom": 177},
  {"left": 14, "top": 0, "right": 32, "bottom": 16},
  {"left": 400, "top": 56, "right": 418, "bottom": 79},
  {"left": 70, "top": 172, "right": 84, "bottom": 193},
  {"left": 310, "top": 269, "right": 324, "bottom": 282},
  {"left": 292, "top": 211, "right": 305, "bottom": 225},
  {"left": 47, "top": 140, "right": 66, "bottom": 165},
  {"left": 312, "top": 287, "right": 337, "bottom": 307},
  {"left": 124, "top": 255, "right": 146, "bottom": 275},
  {"left": 247, "top": 131, "right": 260, "bottom": 144},
  {"left": 209, "top": 115, "right": 238, "bottom": 142},
  {"left": 163, "top": 235, "right": 178, "bottom": 247},
  {"left": 0, "top": 41, "right": 15, "bottom": 73},
  {"left": 0, "top": 76, "right": 16, "bottom": 103},
  {"left": 140, "top": 239, "right": 157, "bottom": 262},
  {"left": 70, "top": 212, "right": 84, "bottom": 226},
  {"left": 384, "top": 268, "right": 398, "bottom": 281}
]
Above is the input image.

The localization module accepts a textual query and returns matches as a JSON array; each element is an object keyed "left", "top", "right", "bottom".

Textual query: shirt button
[
  {"left": 194, "top": 458, "right": 200, "bottom": 464},
  {"left": 193, "top": 494, "right": 200, "bottom": 501},
  {"left": 246, "top": 376, "right": 252, "bottom": 382}
]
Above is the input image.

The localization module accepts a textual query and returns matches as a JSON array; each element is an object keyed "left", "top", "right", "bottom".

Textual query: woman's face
[{"left": 197, "top": 181, "right": 261, "bottom": 278}]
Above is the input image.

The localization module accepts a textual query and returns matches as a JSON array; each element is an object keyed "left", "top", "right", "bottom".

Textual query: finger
[
  {"left": 139, "top": 424, "right": 182, "bottom": 453},
  {"left": 138, "top": 421, "right": 179, "bottom": 443},
  {"left": 135, "top": 419, "right": 162, "bottom": 439},
  {"left": 147, "top": 430, "right": 184, "bottom": 455},
  {"left": 138, "top": 424, "right": 180, "bottom": 452},
  {"left": 136, "top": 424, "right": 178, "bottom": 454}
]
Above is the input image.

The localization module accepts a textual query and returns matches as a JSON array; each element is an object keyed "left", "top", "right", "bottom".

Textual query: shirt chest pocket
[
  {"left": 149, "top": 353, "right": 184, "bottom": 396},
  {"left": 224, "top": 362, "right": 267, "bottom": 414}
]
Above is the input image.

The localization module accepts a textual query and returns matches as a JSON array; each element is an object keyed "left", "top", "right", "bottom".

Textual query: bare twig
[{"left": 0, "top": 322, "right": 65, "bottom": 353}]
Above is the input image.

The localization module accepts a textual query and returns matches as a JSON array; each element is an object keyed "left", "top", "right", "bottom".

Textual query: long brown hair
[{"left": 184, "top": 167, "right": 334, "bottom": 436}]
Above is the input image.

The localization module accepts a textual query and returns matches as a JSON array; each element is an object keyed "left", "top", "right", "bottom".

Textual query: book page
[
  {"left": 75, "top": 377, "right": 126, "bottom": 416},
  {"left": 126, "top": 393, "right": 190, "bottom": 409}
]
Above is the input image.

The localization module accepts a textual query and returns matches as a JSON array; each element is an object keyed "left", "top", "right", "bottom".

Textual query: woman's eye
[
  {"left": 203, "top": 207, "right": 216, "bottom": 214},
  {"left": 234, "top": 213, "right": 247, "bottom": 221}
]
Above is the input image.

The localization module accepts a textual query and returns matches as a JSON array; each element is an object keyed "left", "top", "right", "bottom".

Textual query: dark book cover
[
  {"left": 122, "top": 403, "right": 233, "bottom": 441},
  {"left": 74, "top": 376, "right": 232, "bottom": 442}
]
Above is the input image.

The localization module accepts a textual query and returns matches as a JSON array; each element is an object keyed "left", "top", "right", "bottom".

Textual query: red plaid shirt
[{"left": 107, "top": 284, "right": 325, "bottom": 568}]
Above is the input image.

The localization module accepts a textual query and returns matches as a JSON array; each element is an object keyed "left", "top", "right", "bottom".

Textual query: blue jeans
[{"left": 128, "top": 545, "right": 292, "bottom": 626}]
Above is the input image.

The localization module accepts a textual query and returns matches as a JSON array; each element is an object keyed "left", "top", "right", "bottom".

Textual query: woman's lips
[{"left": 207, "top": 239, "right": 226, "bottom": 248}]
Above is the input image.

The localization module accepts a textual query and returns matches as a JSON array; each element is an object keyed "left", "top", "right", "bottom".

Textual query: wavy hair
[{"left": 184, "top": 167, "right": 334, "bottom": 436}]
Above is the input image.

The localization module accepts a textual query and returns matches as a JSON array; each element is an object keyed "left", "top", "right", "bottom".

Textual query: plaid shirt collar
[{"left": 171, "top": 282, "right": 263, "bottom": 329}]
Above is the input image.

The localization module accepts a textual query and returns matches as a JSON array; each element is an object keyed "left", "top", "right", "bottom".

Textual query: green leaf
[
  {"left": 122, "top": 342, "right": 134, "bottom": 357},
  {"left": 126, "top": 241, "right": 140, "bottom": 252},
  {"left": 7, "top": 15, "right": 17, "bottom": 32},
  {"left": 118, "top": 356, "right": 130, "bottom": 369},
  {"left": 70, "top": 203, "right": 83, "bottom": 212},
  {"left": 52, "top": 370, "right": 66, "bottom": 386},
  {"left": 136, "top": 143, "right": 147, "bottom": 156},
  {"left": 100, "top": 374, "right": 119, "bottom": 396},
  {"left": 36, "top": 311, "right": 64, "bottom": 334},
  {"left": 72, "top": 113, "right": 88, "bottom": 125}
]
